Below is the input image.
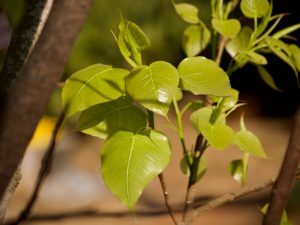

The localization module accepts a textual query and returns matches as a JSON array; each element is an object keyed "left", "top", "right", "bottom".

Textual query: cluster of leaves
[{"left": 61, "top": 1, "right": 299, "bottom": 220}]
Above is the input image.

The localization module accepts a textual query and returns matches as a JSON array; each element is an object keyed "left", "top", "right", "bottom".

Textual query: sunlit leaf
[
  {"left": 245, "top": 51, "right": 268, "bottom": 65},
  {"left": 226, "top": 26, "right": 253, "bottom": 58},
  {"left": 174, "top": 3, "right": 200, "bottom": 24},
  {"left": 257, "top": 66, "right": 281, "bottom": 91},
  {"left": 178, "top": 57, "right": 232, "bottom": 96},
  {"left": 77, "top": 96, "right": 147, "bottom": 138},
  {"left": 289, "top": 44, "right": 300, "bottom": 72},
  {"left": 212, "top": 18, "right": 241, "bottom": 39},
  {"left": 62, "top": 64, "right": 129, "bottom": 117},
  {"left": 240, "top": 0, "right": 270, "bottom": 18},
  {"left": 190, "top": 107, "right": 233, "bottom": 150},
  {"left": 234, "top": 130, "right": 266, "bottom": 158},
  {"left": 182, "top": 24, "right": 211, "bottom": 57},
  {"left": 101, "top": 130, "right": 171, "bottom": 209},
  {"left": 126, "top": 61, "right": 180, "bottom": 116}
]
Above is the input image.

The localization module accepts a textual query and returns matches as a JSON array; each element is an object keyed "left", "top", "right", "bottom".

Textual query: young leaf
[
  {"left": 190, "top": 107, "right": 233, "bottom": 150},
  {"left": 240, "top": 0, "right": 270, "bottom": 18},
  {"left": 62, "top": 64, "right": 129, "bottom": 117},
  {"left": 178, "top": 57, "right": 232, "bottom": 96},
  {"left": 244, "top": 51, "right": 268, "bottom": 65},
  {"left": 289, "top": 44, "right": 300, "bottom": 72},
  {"left": 100, "top": 130, "right": 171, "bottom": 209},
  {"left": 234, "top": 131, "right": 266, "bottom": 158},
  {"left": 226, "top": 26, "right": 253, "bottom": 58},
  {"left": 257, "top": 66, "right": 281, "bottom": 91},
  {"left": 126, "top": 61, "right": 179, "bottom": 116},
  {"left": 272, "top": 23, "right": 300, "bottom": 39},
  {"left": 174, "top": 3, "right": 200, "bottom": 24},
  {"left": 181, "top": 156, "right": 207, "bottom": 181},
  {"left": 210, "top": 88, "right": 239, "bottom": 110},
  {"left": 182, "top": 24, "right": 211, "bottom": 57},
  {"left": 77, "top": 96, "right": 147, "bottom": 138},
  {"left": 212, "top": 18, "right": 241, "bottom": 39},
  {"left": 229, "top": 159, "right": 245, "bottom": 183}
]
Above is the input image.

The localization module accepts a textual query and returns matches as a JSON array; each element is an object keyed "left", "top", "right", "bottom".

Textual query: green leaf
[
  {"left": 190, "top": 108, "right": 234, "bottom": 150},
  {"left": 212, "top": 18, "right": 241, "bottom": 39},
  {"left": 255, "top": 3, "right": 273, "bottom": 37},
  {"left": 101, "top": 130, "right": 171, "bottom": 209},
  {"left": 126, "top": 61, "right": 180, "bottom": 116},
  {"left": 77, "top": 96, "right": 147, "bottom": 138},
  {"left": 240, "top": 0, "right": 270, "bottom": 18},
  {"left": 210, "top": 88, "right": 239, "bottom": 111},
  {"left": 178, "top": 57, "right": 232, "bottom": 96},
  {"left": 257, "top": 66, "right": 281, "bottom": 91},
  {"left": 234, "top": 130, "right": 266, "bottom": 158},
  {"left": 226, "top": 26, "right": 253, "bottom": 58},
  {"left": 174, "top": 3, "right": 200, "bottom": 24},
  {"left": 62, "top": 64, "right": 129, "bottom": 117},
  {"left": 289, "top": 44, "right": 300, "bottom": 72},
  {"left": 181, "top": 156, "right": 207, "bottom": 181},
  {"left": 182, "top": 24, "right": 211, "bottom": 57},
  {"left": 229, "top": 159, "right": 245, "bottom": 183},
  {"left": 244, "top": 52, "right": 268, "bottom": 65},
  {"left": 272, "top": 23, "right": 300, "bottom": 39}
]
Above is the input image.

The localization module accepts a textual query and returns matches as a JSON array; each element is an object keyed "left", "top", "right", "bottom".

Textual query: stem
[
  {"left": 214, "top": 36, "right": 227, "bottom": 66},
  {"left": 147, "top": 110, "right": 178, "bottom": 225},
  {"left": 10, "top": 112, "right": 65, "bottom": 225},
  {"left": 172, "top": 97, "right": 189, "bottom": 163}
]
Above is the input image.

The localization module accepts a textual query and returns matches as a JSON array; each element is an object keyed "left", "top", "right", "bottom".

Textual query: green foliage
[
  {"left": 126, "top": 61, "right": 179, "bottom": 116},
  {"left": 181, "top": 156, "right": 207, "bottom": 181},
  {"left": 174, "top": 3, "right": 200, "bottom": 24},
  {"left": 229, "top": 159, "right": 245, "bottom": 183},
  {"left": 257, "top": 66, "right": 281, "bottom": 91},
  {"left": 101, "top": 130, "right": 171, "bottom": 209},
  {"left": 240, "top": 0, "right": 270, "bottom": 18},
  {"left": 178, "top": 57, "right": 232, "bottom": 96},
  {"left": 212, "top": 18, "right": 241, "bottom": 39}
]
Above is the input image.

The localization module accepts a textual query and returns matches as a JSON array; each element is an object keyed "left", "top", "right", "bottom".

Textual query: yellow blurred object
[{"left": 27, "top": 116, "right": 61, "bottom": 151}]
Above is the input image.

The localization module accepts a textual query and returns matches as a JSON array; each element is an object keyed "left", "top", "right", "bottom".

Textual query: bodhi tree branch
[{"left": 0, "top": 0, "right": 93, "bottom": 222}]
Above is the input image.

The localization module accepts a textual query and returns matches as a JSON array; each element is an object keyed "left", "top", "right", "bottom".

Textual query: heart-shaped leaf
[
  {"left": 77, "top": 96, "right": 147, "bottom": 138},
  {"left": 126, "top": 61, "right": 179, "bottom": 116},
  {"left": 212, "top": 19, "right": 241, "bottom": 39},
  {"left": 240, "top": 0, "right": 270, "bottom": 18},
  {"left": 182, "top": 24, "right": 211, "bottom": 57},
  {"left": 101, "top": 130, "right": 171, "bottom": 209},
  {"left": 62, "top": 64, "right": 129, "bottom": 117},
  {"left": 174, "top": 3, "right": 200, "bottom": 24},
  {"left": 178, "top": 57, "right": 232, "bottom": 96}
]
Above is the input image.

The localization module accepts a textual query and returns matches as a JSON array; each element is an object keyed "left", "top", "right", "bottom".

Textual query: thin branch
[
  {"left": 263, "top": 104, "right": 300, "bottom": 225},
  {"left": 158, "top": 173, "right": 178, "bottom": 225},
  {"left": 214, "top": 36, "right": 227, "bottom": 66},
  {"left": 183, "top": 179, "right": 275, "bottom": 225},
  {"left": 11, "top": 112, "right": 65, "bottom": 225}
]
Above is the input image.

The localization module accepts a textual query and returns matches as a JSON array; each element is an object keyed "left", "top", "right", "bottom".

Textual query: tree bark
[
  {"left": 0, "top": 0, "right": 93, "bottom": 222},
  {"left": 263, "top": 104, "right": 300, "bottom": 225}
]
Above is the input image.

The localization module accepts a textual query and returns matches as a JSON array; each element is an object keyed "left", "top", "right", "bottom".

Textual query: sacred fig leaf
[
  {"left": 77, "top": 96, "right": 147, "bottom": 138},
  {"left": 100, "top": 130, "right": 171, "bottom": 209},
  {"left": 178, "top": 57, "right": 232, "bottom": 97},
  {"left": 126, "top": 61, "right": 179, "bottom": 116},
  {"left": 212, "top": 19, "right": 241, "bottom": 39},
  {"left": 257, "top": 66, "right": 281, "bottom": 91},
  {"left": 182, "top": 24, "right": 211, "bottom": 57},
  {"left": 240, "top": 0, "right": 270, "bottom": 18},
  {"left": 174, "top": 3, "right": 200, "bottom": 24},
  {"left": 190, "top": 107, "right": 233, "bottom": 150},
  {"left": 289, "top": 44, "right": 300, "bottom": 72},
  {"left": 245, "top": 52, "right": 268, "bottom": 65},
  {"left": 62, "top": 64, "right": 129, "bottom": 117},
  {"left": 234, "top": 130, "right": 266, "bottom": 158},
  {"left": 210, "top": 88, "right": 239, "bottom": 110},
  {"left": 226, "top": 26, "right": 253, "bottom": 58},
  {"left": 181, "top": 156, "right": 207, "bottom": 181},
  {"left": 229, "top": 159, "right": 245, "bottom": 183}
]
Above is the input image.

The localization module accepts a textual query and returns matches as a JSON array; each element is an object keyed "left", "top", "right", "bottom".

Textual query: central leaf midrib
[
  {"left": 148, "top": 66, "right": 165, "bottom": 114},
  {"left": 126, "top": 135, "right": 135, "bottom": 207}
]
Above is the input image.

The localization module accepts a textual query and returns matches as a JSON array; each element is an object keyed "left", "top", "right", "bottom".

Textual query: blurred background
[{"left": 0, "top": 0, "right": 300, "bottom": 224}]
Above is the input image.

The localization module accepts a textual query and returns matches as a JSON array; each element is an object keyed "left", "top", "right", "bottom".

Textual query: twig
[
  {"left": 263, "top": 105, "right": 300, "bottom": 225},
  {"left": 10, "top": 112, "right": 65, "bottom": 225},
  {"left": 184, "top": 179, "right": 275, "bottom": 225},
  {"left": 158, "top": 173, "right": 178, "bottom": 225},
  {"left": 214, "top": 36, "right": 227, "bottom": 66}
]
